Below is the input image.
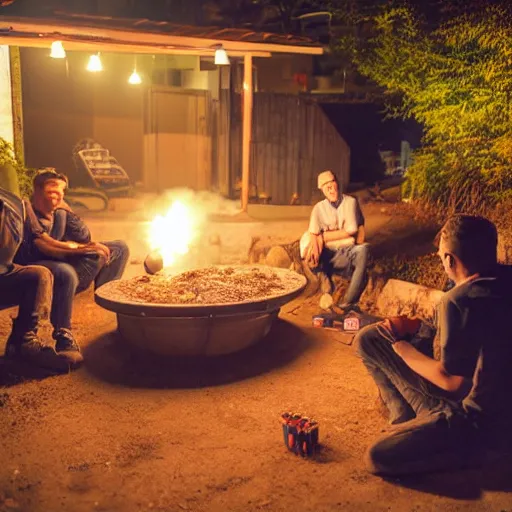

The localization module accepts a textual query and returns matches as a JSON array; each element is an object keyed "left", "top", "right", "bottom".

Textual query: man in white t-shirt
[{"left": 300, "top": 170, "right": 369, "bottom": 311}]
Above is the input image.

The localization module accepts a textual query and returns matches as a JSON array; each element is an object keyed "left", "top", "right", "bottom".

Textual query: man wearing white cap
[{"left": 300, "top": 170, "right": 369, "bottom": 311}]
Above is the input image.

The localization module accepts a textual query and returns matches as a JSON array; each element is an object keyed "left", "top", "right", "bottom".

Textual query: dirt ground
[{"left": 1, "top": 204, "right": 511, "bottom": 512}]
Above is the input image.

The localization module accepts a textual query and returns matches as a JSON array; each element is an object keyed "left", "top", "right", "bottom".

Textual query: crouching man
[
  {"left": 300, "top": 170, "right": 369, "bottom": 312},
  {"left": 354, "top": 215, "right": 512, "bottom": 476}
]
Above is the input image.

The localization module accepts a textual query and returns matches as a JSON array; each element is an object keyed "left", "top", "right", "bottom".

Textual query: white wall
[{"left": 0, "top": 46, "right": 13, "bottom": 145}]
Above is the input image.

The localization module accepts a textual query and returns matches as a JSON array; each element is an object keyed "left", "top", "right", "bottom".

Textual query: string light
[
  {"left": 87, "top": 53, "right": 103, "bottom": 72},
  {"left": 50, "top": 41, "right": 66, "bottom": 59}
]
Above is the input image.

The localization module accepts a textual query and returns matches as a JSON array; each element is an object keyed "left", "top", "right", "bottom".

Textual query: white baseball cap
[{"left": 317, "top": 170, "right": 336, "bottom": 189}]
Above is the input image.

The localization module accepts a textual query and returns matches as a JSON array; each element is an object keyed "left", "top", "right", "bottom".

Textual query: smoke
[{"left": 138, "top": 188, "right": 241, "bottom": 222}]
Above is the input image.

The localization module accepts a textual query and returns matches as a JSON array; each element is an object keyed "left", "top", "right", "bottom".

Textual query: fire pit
[{"left": 95, "top": 265, "right": 307, "bottom": 356}]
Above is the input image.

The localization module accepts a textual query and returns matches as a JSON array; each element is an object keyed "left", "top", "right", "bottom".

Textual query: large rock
[
  {"left": 376, "top": 279, "right": 443, "bottom": 320},
  {"left": 248, "top": 236, "right": 298, "bottom": 264},
  {"left": 265, "top": 246, "right": 293, "bottom": 269},
  {"left": 248, "top": 237, "right": 322, "bottom": 297}
]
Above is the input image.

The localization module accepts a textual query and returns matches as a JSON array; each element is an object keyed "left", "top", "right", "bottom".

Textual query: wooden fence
[{"left": 229, "top": 92, "right": 350, "bottom": 205}]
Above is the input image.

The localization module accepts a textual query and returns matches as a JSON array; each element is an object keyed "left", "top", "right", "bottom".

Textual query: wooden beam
[
  {"left": 0, "top": 18, "right": 323, "bottom": 55},
  {"left": 241, "top": 53, "right": 253, "bottom": 213},
  {"left": 0, "top": 35, "right": 272, "bottom": 57}
]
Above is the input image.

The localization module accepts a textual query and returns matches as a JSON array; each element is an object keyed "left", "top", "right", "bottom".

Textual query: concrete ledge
[
  {"left": 376, "top": 279, "right": 444, "bottom": 320},
  {"left": 247, "top": 204, "right": 313, "bottom": 220}
]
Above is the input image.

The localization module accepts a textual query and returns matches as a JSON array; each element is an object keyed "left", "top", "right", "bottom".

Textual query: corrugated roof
[
  {"left": 0, "top": 12, "right": 323, "bottom": 56},
  {"left": 50, "top": 11, "right": 321, "bottom": 48}
]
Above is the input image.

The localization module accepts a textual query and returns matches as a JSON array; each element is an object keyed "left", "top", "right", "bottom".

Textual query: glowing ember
[{"left": 148, "top": 200, "right": 200, "bottom": 269}]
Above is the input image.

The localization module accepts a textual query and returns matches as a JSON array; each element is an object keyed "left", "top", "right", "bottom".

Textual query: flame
[{"left": 148, "top": 200, "right": 198, "bottom": 269}]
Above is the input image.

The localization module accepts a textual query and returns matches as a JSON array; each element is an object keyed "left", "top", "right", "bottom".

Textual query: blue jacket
[{"left": 0, "top": 188, "right": 43, "bottom": 274}]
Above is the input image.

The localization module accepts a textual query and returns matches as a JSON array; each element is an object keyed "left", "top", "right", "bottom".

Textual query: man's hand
[
  {"left": 322, "top": 228, "right": 354, "bottom": 243},
  {"left": 390, "top": 339, "right": 469, "bottom": 395},
  {"left": 306, "top": 233, "right": 324, "bottom": 268},
  {"left": 35, "top": 234, "right": 103, "bottom": 261},
  {"left": 375, "top": 316, "right": 422, "bottom": 346},
  {"left": 385, "top": 316, "right": 422, "bottom": 340},
  {"left": 87, "top": 242, "right": 111, "bottom": 263}
]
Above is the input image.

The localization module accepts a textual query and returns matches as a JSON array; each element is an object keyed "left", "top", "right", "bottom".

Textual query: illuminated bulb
[
  {"left": 214, "top": 47, "right": 230, "bottom": 66},
  {"left": 87, "top": 53, "right": 103, "bottom": 72},
  {"left": 128, "top": 69, "right": 142, "bottom": 85},
  {"left": 50, "top": 41, "right": 66, "bottom": 59}
]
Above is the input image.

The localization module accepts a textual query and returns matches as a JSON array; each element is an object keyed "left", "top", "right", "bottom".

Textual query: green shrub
[
  {"left": 0, "top": 137, "right": 34, "bottom": 197},
  {"left": 355, "top": 6, "right": 512, "bottom": 211}
]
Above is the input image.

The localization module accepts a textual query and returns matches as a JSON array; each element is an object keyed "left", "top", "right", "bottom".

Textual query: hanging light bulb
[
  {"left": 87, "top": 53, "right": 103, "bottom": 72},
  {"left": 50, "top": 41, "right": 66, "bottom": 59},
  {"left": 128, "top": 55, "right": 142, "bottom": 85},
  {"left": 214, "top": 46, "right": 230, "bottom": 66},
  {"left": 128, "top": 69, "right": 142, "bottom": 85}
]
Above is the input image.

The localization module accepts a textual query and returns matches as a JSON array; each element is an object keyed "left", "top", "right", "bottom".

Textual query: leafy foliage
[
  {"left": 0, "top": 138, "right": 34, "bottom": 197},
  {"left": 354, "top": 5, "right": 512, "bottom": 211}
]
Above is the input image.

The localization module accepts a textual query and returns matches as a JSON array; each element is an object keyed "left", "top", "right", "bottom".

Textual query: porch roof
[{"left": 0, "top": 12, "right": 324, "bottom": 58}]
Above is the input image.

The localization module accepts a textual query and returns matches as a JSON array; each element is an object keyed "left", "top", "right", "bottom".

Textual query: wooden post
[
  {"left": 9, "top": 46, "right": 24, "bottom": 165},
  {"left": 241, "top": 53, "right": 253, "bottom": 212}
]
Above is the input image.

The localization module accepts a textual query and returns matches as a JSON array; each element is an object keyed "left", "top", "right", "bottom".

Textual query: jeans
[
  {"left": 75, "top": 240, "right": 130, "bottom": 292},
  {"left": 0, "top": 264, "right": 53, "bottom": 331},
  {"left": 36, "top": 240, "right": 129, "bottom": 330},
  {"left": 354, "top": 324, "right": 483, "bottom": 476},
  {"left": 316, "top": 243, "right": 369, "bottom": 305}
]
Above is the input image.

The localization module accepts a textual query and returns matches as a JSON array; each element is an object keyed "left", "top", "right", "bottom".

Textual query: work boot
[
  {"left": 5, "top": 324, "right": 71, "bottom": 373},
  {"left": 53, "top": 328, "right": 84, "bottom": 367},
  {"left": 337, "top": 303, "right": 363, "bottom": 315}
]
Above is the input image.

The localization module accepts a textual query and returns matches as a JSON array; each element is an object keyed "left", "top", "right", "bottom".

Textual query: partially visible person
[
  {"left": 354, "top": 215, "right": 512, "bottom": 476},
  {"left": 15, "top": 169, "right": 129, "bottom": 362},
  {"left": 1, "top": 185, "right": 73, "bottom": 371},
  {"left": 300, "top": 170, "right": 369, "bottom": 312}
]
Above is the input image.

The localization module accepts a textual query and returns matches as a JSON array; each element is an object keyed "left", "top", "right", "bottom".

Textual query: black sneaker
[
  {"left": 338, "top": 303, "right": 363, "bottom": 315},
  {"left": 53, "top": 328, "right": 84, "bottom": 367},
  {"left": 5, "top": 330, "right": 71, "bottom": 373}
]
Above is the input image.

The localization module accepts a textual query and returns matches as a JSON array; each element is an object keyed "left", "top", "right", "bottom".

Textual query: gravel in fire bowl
[{"left": 109, "top": 266, "right": 305, "bottom": 305}]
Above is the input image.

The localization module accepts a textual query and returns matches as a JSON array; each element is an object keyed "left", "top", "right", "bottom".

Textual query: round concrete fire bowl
[{"left": 94, "top": 265, "right": 307, "bottom": 356}]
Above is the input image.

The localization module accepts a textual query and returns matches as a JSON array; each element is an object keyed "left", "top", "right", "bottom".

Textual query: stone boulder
[{"left": 376, "top": 278, "right": 443, "bottom": 320}]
